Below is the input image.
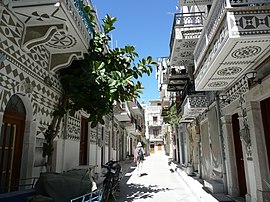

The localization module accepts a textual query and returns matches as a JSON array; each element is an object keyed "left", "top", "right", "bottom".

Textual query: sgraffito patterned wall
[
  {"left": 0, "top": 7, "right": 62, "bottom": 131},
  {"left": 0, "top": 7, "right": 65, "bottom": 167},
  {"left": 67, "top": 112, "right": 81, "bottom": 141}
]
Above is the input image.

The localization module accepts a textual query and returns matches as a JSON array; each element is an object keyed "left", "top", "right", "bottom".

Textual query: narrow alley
[
  {"left": 0, "top": 1, "right": 270, "bottom": 201},
  {"left": 116, "top": 151, "right": 217, "bottom": 202}
]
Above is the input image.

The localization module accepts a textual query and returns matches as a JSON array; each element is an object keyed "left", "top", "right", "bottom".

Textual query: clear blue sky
[{"left": 91, "top": 0, "right": 178, "bottom": 104}]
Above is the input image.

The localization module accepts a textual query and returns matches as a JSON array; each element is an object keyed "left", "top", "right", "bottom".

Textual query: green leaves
[
  {"left": 167, "top": 104, "right": 179, "bottom": 125},
  {"left": 58, "top": 9, "right": 156, "bottom": 127},
  {"left": 102, "top": 15, "right": 117, "bottom": 34}
]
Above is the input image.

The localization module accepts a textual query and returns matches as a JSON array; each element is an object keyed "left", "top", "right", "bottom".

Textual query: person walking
[{"left": 134, "top": 142, "right": 145, "bottom": 177}]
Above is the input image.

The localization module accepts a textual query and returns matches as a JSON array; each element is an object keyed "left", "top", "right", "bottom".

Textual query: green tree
[
  {"left": 165, "top": 103, "right": 179, "bottom": 126},
  {"left": 43, "top": 10, "right": 156, "bottom": 171}
]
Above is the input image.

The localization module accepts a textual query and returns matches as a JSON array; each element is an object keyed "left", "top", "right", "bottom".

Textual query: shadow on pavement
[
  {"left": 169, "top": 168, "right": 175, "bottom": 173},
  {"left": 140, "top": 173, "right": 148, "bottom": 177},
  {"left": 115, "top": 167, "right": 172, "bottom": 202},
  {"left": 117, "top": 182, "right": 171, "bottom": 202}
]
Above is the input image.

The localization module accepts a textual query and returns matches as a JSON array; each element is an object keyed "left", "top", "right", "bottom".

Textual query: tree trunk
[{"left": 45, "top": 93, "right": 68, "bottom": 172}]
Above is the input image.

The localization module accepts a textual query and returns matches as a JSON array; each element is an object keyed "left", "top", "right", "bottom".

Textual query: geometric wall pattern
[
  {"left": 194, "top": 5, "right": 270, "bottom": 91},
  {"left": 0, "top": 3, "right": 94, "bottom": 170},
  {"left": 170, "top": 12, "right": 204, "bottom": 69},
  {"left": 67, "top": 113, "right": 81, "bottom": 141},
  {"left": 0, "top": 8, "right": 63, "bottom": 138},
  {"left": 0, "top": 8, "right": 95, "bottom": 175},
  {"left": 181, "top": 95, "right": 208, "bottom": 119},
  {"left": 8, "top": 0, "right": 91, "bottom": 72}
]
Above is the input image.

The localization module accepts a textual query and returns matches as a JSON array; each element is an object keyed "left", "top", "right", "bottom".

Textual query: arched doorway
[{"left": 0, "top": 94, "right": 26, "bottom": 193}]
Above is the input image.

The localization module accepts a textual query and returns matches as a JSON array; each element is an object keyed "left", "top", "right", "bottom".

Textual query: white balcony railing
[
  {"left": 178, "top": 0, "right": 213, "bottom": 6},
  {"left": 180, "top": 95, "right": 208, "bottom": 122},
  {"left": 194, "top": 0, "right": 270, "bottom": 91},
  {"left": 169, "top": 11, "right": 205, "bottom": 71}
]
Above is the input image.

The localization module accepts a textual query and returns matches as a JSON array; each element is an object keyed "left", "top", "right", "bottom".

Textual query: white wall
[{"left": 63, "top": 140, "right": 80, "bottom": 171}]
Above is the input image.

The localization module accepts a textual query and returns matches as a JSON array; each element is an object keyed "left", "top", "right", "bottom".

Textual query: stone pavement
[
  {"left": 170, "top": 162, "right": 244, "bottom": 202},
  {"left": 115, "top": 151, "right": 219, "bottom": 202}
]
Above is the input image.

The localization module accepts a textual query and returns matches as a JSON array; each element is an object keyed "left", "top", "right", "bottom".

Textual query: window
[
  {"left": 153, "top": 116, "right": 157, "bottom": 124},
  {"left": 153, "top": 129, "right": 159, "bottom": 137}
]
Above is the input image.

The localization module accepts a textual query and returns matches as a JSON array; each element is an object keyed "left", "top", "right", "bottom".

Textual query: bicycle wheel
[{"left": 101, "top": 182, "right": 111, "bottom": 202}]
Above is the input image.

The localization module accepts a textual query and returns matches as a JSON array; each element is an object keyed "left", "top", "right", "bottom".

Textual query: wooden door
[
  {"left": 79, "top": 117, "right": 88, "bottom": 165},
  {"left": 150, "top": 144, "right": 155, "bottom": 154},
  {"left": 232, "top": 113, "right": 247, "bottom": 197},
  {"left": 260, "top": 97, "right": 270, "bottom": 171},
  {"left": 0, "top": 112, "right": 25, "bottom": 193}
]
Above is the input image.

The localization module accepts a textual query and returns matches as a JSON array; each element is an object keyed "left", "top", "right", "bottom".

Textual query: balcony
[
  {"left": 5, "top": 0, "right": 93, "bottom": 71},
  {"left": 167, "top": 66, "right": 189, "bottom": 92},
  {"left": 180, "top": 95, "right": 208, "bottom": 123},
  {"left": 194, "top": 0, "right": 270, "bottom": 91},
  {"left": 148, "top": 120, "right": 162, "bottom": 127},
  {"left": 170, "top": 12, "right": 205, "bottom": 69},
  {"left": 114, "top": 102, "right": 131, "bottom": 122},
  {"left": 127, "top": 99, "right": 144, "bottom": 115},
  {"left": 124, "top": 122, "right": 142, "bottom": 136},
  {"left": 149, "top": 134, "right": 163, "bottom": 141},
  {"left": 178, "top": 0, "right": 213, "bottom": 6},
  {"left": 161, "top": 98, "right": 170, "bottom": 116}
]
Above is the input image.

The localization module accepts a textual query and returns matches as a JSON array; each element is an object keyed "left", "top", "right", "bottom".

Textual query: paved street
[{"left": 116, "top": 151, "right": 218, "bottom": 202}]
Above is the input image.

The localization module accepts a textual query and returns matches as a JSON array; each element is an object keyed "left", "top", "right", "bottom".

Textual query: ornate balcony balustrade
[
  {"left": 168, "top": 66, "right": 189, "bottom": 80},
  {"left": 170, "top": 12, "right": 205, "bottom": 69},
  {"left": 166, "top": 66, "right": 189, "bottom": 92},
  {"left": 194, "top": 0, "right": 270, "bottom": 91},
  {"left": 180, "top": 95, "right": 208, "bottom": 122},
  {"left": 178, "top": 0, "right": 212, "bottom": 6},
  {"left": 167, "top": 79, "right": 188, "bottom": 92},
  {"left": 4, "top": 0, "right": 94, "bottom": 71}
]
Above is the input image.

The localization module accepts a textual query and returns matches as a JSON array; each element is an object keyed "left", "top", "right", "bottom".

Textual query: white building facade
[
  {"left": 162, "top": 0, "right": 270, "bottom": 201},
  {"left": 0, "top": 0, "right": 145, "bottom": 195},
  {"left": 144, "top": 100, "right": 164, "bottom": 155}
]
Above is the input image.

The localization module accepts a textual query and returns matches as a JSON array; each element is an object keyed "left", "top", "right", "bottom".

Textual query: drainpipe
[{"left": 216, "top": 94, "right": 228, "bottom": 194}]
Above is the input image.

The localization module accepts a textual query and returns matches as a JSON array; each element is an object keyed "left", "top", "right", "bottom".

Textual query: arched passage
[{"left": 0, "top": 94, "right": 26, "bottom": 193}]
